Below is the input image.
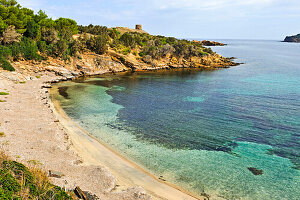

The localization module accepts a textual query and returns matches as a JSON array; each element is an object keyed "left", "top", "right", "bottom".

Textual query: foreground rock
[{"left": 283, "top": 34, "right": 300, "bottom": 43}]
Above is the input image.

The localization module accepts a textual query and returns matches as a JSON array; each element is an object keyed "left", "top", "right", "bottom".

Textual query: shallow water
[{"left": 52, "top": 40, "right": 300, "bottom": 200}]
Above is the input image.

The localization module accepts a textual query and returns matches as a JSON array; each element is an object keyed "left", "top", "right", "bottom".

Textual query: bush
[
  {"left": 121, "top": 48, "right": 131, "bottom": 55},
  {"left": 41, "top": 27, "right": 59, "bottom": 44},
  {"left": 119, "top": 33, "right": 134, "bottom": 47},
  {"left": 20, "top": 37, "right": 41, "bottom": 60},
  {"left": 10, "top": 42, "right": 21, "bottom": 60},
  {"left": 0, "top": 46, "right": 12, "bottom": 59},
  {"left": 24, "top": 20, "right": 41, "bottom": 40},
  {"left": 37, "top": 40, "right": 47, "bottom": 54},
  {"left": 86, "top": 35, "right": 108, "bottom": 55},
  {"left": 0, "top": 154, "right": 72, "bottom": 200},
  {"left": 52, "top": 40, "right": 68, "bottom": 57},
  {"left": 0, "top": 57, "right": 15, "bottom": 71}
]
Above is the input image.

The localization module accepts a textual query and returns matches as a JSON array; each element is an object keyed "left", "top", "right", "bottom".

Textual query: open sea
[{"left": 52, "top": 40, "right": 300, "bottom": 200}]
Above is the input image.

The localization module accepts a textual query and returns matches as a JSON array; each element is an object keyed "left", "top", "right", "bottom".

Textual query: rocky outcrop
[
  {"left": 283, "top": 34, "right": 300, "bottom": 43},
  {"left": 3, "top": 47, "right": 238, "bottom": 83},
  {"left": 193, "top": 40, "right": 226, "bottom": 46}
]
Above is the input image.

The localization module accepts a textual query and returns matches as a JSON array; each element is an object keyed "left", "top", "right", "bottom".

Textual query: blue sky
[{"left": 18, "top": 0, "right": 300, "bottom": 40}]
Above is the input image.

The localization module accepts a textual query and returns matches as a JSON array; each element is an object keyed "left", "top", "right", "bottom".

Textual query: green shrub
[
  {"left": 120, "top": 56, "right": 125, "bottom": 63},
  {"left": 10, "top": 42, "right": 21, "bottom": 60},
  {"left": 120, "top": 33, "right": 135, "bottom": 47},
  {"left": 0, "top": 92, "right": 9, "bottom": 95},
  {"left": 52, "top": 40, "right": 68, "bottom": 57},
  {"left": 20, "top": 37, "right": 41, "bottom": 60},
  {"left": 121, "top": 48, "right": 131, "bottom": 55},
  {"left": 0, "top": 156, "right": 72, "bottom": 200},
  {"left": 0, "top": 46, "right": 12, "bottom": 59},
  {"left": 0, "top": 57, "right": 15, "bottom": 71},
  {"left": 24, "top": 20, "right": 41, "bottom": 40},
  {"left": 86, "top": 35, "right": 108, "bottom": 55},
  {"left": 37, "top": 40, "right": 47, "bottom": 54}
]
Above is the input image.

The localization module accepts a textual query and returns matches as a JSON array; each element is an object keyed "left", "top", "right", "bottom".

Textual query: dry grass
[{"left": 0, "top": 151, "right": 73, "bottom": 199}]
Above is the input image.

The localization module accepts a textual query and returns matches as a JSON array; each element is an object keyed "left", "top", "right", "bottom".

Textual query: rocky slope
[{"left": 2, "top": 46, "right": 238, "bottom": 83}]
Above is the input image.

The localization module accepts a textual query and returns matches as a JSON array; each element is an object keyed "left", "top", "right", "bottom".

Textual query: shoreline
[{"left": 49, "top": 80, "right": 205, "bottom": 200}]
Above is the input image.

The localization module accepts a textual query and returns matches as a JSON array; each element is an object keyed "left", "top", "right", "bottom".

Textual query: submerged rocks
[{"left": 248, "top": 167, "right": 264, "bottom": 175}]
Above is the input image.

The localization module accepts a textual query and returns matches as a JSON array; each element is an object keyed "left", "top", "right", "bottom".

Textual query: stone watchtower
[{"left": 135, "top": 24, "right": 142, "bottom": 30}]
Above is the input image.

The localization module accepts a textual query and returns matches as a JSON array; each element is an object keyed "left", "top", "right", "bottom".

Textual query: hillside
[{"left": 0, "top": 0, "right": 237, "bottom": 76}]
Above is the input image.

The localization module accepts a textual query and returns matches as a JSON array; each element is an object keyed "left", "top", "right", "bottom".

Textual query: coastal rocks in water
[
  {"left": 58, "top": 86, "right": 69, "bottom": 99},
  {"left": 248, "top": 167, "right": 264, "bottom": 175},
  {"left": 283, "top": 34, "right": 300, "bottom": 43}
]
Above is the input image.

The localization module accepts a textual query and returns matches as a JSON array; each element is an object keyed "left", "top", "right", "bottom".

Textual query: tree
[
  {"left": 1, "top": 25, "right": 21, "bottom": 44},
  {"left": 86, "top": 35, "right": 107, "bottom": 55},
  {"left": 0, "top": 0, "right": 18, "bottom": 7},
  {"left": 24, "top": 20, "right": 41, "bottom": 40},
  {"left": 0, "top": 18, "right": 8, "bottom": 33},
  {"left": 52, "top": 40, "right": 67, "bottom": 56},
  {"left": 119, "top": 32, "right": 134, "bottom": 47},
  {"left": 41, "top": 27, "right": 58, "bottom": 44},
  {"left": 59, "top": 28, "right": 73, "bottom": 41},
  {"left": 34, "top": 10, "right": 47, "bottom": 22},
  {"left": 55, "top": 18, "right": 78, "bottom": 35}
]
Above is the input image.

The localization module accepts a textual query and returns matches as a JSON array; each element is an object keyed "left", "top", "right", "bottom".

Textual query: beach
[{"left": 0, "top": 70, "right": 203, "bottom": 200}]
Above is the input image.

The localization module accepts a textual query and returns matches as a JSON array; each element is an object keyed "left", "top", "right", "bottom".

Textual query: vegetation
[
  {"left": 0, "top": 0, "right": 216, "bottom": 72},
  {"left": 0, "top": 0, "right": 79, "bottom": 71},
  {"left": 0, "top": 152, "right": 72, "bottom": 199},
  {"left": 0, "top": 92, "right": 9, "bottom": 95}
]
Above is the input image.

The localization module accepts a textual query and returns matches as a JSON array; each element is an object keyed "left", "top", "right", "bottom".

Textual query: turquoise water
[{"left": 53, "top": 40, "right": 300, "bottom": 200}]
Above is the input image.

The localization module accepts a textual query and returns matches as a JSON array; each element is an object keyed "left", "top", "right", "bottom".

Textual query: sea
[{"left": 52, "top": 39, "right": 300, "bottom": 200}]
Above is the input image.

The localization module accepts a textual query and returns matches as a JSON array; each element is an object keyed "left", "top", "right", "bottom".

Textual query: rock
[
  {"left": 192, "top": 40, "right": 226, "bottom": 46},
  {"left": 283, "top": 34, "right": 300, "bottom": 43},
  {"left": 248, "top": 167, "right": 263, "bottom": 175},
  {"left": 83, "top": 191, "right": 99, "bottom": 200},
  {"left": 41, "top": 84, "right": 52, "bottom": 88},
  {"left": 48, "top": 170, "right": 64, "bottom": 178},
  {"left": 74, "top": 186, "right": 87, "bottom": 200}
]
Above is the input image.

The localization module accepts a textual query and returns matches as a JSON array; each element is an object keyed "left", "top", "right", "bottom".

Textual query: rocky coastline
[
  {"left": 0, "top": 46, "right": 238, "bottom": 200},
  {"left": 192, "top": 40, "right": 226, "bottom": 46}
]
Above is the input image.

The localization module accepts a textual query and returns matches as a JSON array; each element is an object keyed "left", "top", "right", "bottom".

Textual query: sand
[{"left": 0, "top": 71, "right": 203, "bottom": 200}]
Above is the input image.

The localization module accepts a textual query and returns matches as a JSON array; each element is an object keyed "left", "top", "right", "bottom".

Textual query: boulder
[{"left": 48, "top": 170, "right": 64, "bottom": 178}]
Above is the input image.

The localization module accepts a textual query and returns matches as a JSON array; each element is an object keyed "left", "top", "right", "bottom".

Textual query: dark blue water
[{"left": 53, "top": 40, "right": 300, "bottom": 200}]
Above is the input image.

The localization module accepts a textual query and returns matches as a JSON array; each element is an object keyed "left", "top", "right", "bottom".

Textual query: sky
[{"left": 18, "top": 0, "right": 300, "bottom": 40}]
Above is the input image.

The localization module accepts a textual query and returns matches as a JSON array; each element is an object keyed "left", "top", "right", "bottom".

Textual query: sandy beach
[{"left": 0, "top": 70, "right": 203, "bottom": 200}]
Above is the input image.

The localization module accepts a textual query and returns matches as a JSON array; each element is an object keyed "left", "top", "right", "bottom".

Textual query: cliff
[{"left": 283, "top": 34, "right": 300, "bottom": 43}]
